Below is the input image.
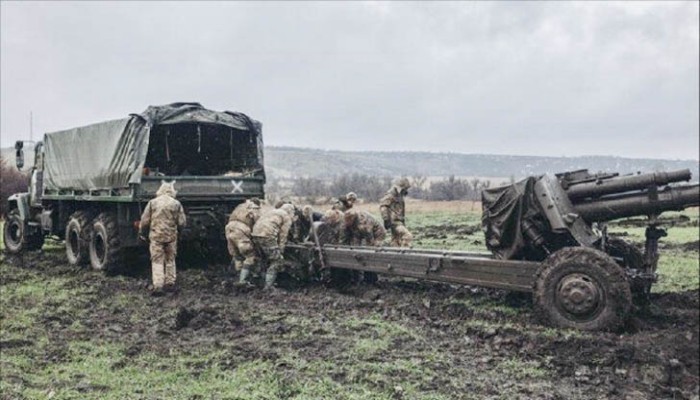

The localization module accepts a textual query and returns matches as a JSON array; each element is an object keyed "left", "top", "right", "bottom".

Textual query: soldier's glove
[{"left": 383, "top": 220, "right": 392, "bottom": 230}]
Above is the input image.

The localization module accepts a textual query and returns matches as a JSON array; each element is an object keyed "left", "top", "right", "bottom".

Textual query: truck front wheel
[
  {"left": 89, "top": 212, "right": 122, "bottom": 272},
  {"left": 3, "top": 210, "right": 43, "bottom": 254},
  {"left": 65, "top": 211, "right": 92, "bottom": 266},
  {"left": 3, "top": 210, "right": 26, "bottom": 254}
]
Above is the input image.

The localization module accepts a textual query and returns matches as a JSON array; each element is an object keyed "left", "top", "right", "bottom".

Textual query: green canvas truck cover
[{"left": 43, "top": 103, "right": 261, "bottom": 191}]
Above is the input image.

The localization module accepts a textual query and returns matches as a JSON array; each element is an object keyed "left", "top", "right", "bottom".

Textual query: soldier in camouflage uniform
[
  {"left": 380, "top": 178, "right": 413, "bottom": 247},
  {"left": 139, "top": 181, "right": 187, "bottom": 295},
  {"left": 293, "top": 205, "right": 323, "bottom": 243},
  {"left": 333, "top": 192, "right": 358, "bottom": 212},
  {"left": 344, "top": 209, "right": 385, "bottom": 283},
  {"left": 249, "top": 203, "right": 296, "bottom": 290},
  {"left": 225, "top": 199, "right": 261, "bottom": 276},
  {"left": 343, "top": 209, "right": 386, "bottom": 247},
  {"left": 320, "top": 208, "right": 345, "bottom": 244}
]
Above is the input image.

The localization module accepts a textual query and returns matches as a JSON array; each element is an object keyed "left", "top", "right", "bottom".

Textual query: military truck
[{"left": 3, "top": 102, "right": 265, "bottom": 271}]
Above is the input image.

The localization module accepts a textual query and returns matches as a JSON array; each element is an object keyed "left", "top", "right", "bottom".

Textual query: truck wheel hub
[{"left": 558, "top": 274, "right": 601, "bottom": 316}]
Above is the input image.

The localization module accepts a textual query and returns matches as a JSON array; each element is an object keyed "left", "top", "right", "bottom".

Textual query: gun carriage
[{"left": 288, "top": 169, "right": 699, "bottom": 331}]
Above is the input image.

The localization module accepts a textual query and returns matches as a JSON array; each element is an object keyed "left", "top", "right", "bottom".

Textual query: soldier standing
[
  {"left": 380, "top": 178, "right": 413, "bottom": 247},
  {"left": 225, "top": 199, "right": 261, "bottom": 280},
  {"left": 249, "top": 203, "right": 296, "bottom": 290},
  {"left": 139, "top": 181, "right": 186, "bottom": 295}
]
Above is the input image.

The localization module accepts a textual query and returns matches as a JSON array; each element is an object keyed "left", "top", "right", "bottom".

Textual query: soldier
[
  {"left": 225, "top": 199, "right": 261, "bottom": 278},
  {"left": 380, "top": 178, "right": 413, "bottom": 247},
  {"left": 248, "top": 203, "right": 296, "bottom": 290},
  {"left": 293, "top": 205, "right": 323, "bottom": 243},
  {"left": 344, "top": 209, "right": 385, "bottom": 283},
  {"left": 139, "top": 181, "right": 186, "bottom": 295},
  {"left": 333, "top": 192, "right": 358, "bottom": 212},
  {"left": 344, "top": 209, "right": 386, "bottom": 247},
  {"left": 320, "top": 208, "right": 345, "bottom": 244}
]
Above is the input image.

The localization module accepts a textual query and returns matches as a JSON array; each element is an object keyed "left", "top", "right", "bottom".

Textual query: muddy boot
[
  {"left": 150, "top": 287, "right": 165, "bottom": 297},
  {"left": 164, "top": 283, "right": 179, "bottom": 294},
  {"left": 263, "top": 270, "right": 278, "bottom": 291},
  {"left": 235, "top": 268, "right": 251, "bottom": 287}
]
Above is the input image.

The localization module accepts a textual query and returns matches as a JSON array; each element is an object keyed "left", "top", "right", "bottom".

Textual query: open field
[{"left": 1, "top": 202, "right": 698, "bottom": 399}]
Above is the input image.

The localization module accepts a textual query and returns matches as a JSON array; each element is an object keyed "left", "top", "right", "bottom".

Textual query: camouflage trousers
[
  {"left": 252, "top": 236, "right": 285, "bottom": 275},
  {"left": 390, "top": 223, "right": 413, "bottom": 247},
  {"left": 150, "top": 241, "right": 177, "bottom": 289},
  {"left": 225, "top": 224, "right": 257, "bottom": 271}
]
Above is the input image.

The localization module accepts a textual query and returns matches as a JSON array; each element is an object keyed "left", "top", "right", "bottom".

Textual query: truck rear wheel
[
  {"left": 65, "top": 211, "right": 92, "bottom": 266},
  {"left": 89, "top": 212, "right": 122, "bottom": 272},
  {"left": 534, "top": 247, "right": 631, "bottom": 331},
  {"left": 3, "top": 210, "right": 43, "bottom": 253}
]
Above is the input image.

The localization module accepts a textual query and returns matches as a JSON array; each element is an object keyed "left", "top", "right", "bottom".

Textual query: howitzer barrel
[
  {"left": 565, "top": 169, "right": 692, "bottom": 201},
  {"left": 573, "top": 184, "right": 700, "bottom": 222}
]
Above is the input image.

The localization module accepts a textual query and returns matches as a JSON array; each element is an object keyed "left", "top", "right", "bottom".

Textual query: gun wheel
[
  {"left": 65, "top": 211, "right": 92, "bottom": 266},
  {"left": 89, "top": 212, "right": 122, "bottom": 273},
  {"left": 534, "top": 247, "right": 631, "bottom": 331}
]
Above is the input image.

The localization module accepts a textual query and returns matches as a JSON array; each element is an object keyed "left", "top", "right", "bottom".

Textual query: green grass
[{"left": 408, "top": 207, "right": 699, "bottom": 293}]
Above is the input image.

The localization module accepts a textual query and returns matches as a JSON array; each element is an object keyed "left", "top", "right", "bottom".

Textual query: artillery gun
[{"left": 288, "top": 168, "right": 699, "bottom": 331}]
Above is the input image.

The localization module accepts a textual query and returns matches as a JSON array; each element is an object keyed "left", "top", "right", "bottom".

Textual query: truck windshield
[{"left": 144, "top": 123, "right": 261, "bottom": 177}]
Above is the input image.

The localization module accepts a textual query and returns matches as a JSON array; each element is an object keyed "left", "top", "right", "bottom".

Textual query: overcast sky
[{"left": 1, "top": 1, "right": 698, "bottom": 160}]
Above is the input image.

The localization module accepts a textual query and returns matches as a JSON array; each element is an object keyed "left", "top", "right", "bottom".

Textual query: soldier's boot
[
  {"left": 263, "top": 270, "right": 278, "bottom": 291},
  {"left": 237, "top": 268, "right": 251, "bottom": 285}
]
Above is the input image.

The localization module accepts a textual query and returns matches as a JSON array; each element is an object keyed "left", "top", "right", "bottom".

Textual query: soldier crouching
[
  {"left": 225, "top": 199, "right": 261, "bottom": 282},
  {"left": 344, "top": 209, "right": 385, "bottom": 283},
  {"left": 248, "top": 203, "right": 296, "bottom": 290}
]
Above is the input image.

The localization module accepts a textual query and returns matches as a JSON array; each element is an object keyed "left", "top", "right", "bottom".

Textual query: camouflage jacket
[
  {"left": 228, "top": 200, "right": 260, "bottom": 229},
  {"left": 251, "top": 209, "right": 293, "bottom": 249},
  {"left": 226, "top": 220, "right": 252, "bottom": 239},
  {"left": 344, "top": 210, "right": 385, "bottom": 244},
  {"left": 379, "top": 186, "right": 406, "bottom": 225},
  {"left": 320, "top": 209, "right": 345, "bottom": 244},
  {"left": 140, "top": 194, "right": 186, "bottom": 243}
]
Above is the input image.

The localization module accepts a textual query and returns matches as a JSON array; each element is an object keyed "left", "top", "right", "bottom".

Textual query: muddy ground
[{"left": 1, "top": 246, "right": 698, "bottom": 399}]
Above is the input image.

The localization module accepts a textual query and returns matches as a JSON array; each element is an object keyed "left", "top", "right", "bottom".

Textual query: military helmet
[
  {"left": 346, "top": 192, "right": 358, "bottom": 202},
  {"left": 396, "top": 177, "right": 411, "bottom": 190}
]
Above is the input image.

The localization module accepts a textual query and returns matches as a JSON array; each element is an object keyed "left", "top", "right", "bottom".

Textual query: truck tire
[
  {"left": 89, "top": 212, "right": 122, "bottom": 273},
  {"left": 3, "top": 210, "right": 26, "bottom": 254},
  {"left": 534, "top": 247, "right": 632, "bottom": 331},
  {"left": 3, "top": 210, "right": 43, "bottom": 253},
  {"left": 65, "top": 211, "right": 92, "bottom": 266}
]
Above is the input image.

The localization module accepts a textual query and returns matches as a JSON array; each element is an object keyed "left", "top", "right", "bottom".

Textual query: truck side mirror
[{"left": 15, "top": 141, "right": 25, "bottom": 170}]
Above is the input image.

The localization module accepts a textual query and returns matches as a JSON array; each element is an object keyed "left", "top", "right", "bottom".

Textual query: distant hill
[
  {"left": 265, "top": 146, "right": 699, "bottom": 180},
  {"left": 3, "top": 144, "right": 698, "bottom": 181}
]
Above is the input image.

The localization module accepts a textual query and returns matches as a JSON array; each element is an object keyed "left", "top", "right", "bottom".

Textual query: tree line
[{"left": 267, "top": 173, "right": 496, "bottom": 204}]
